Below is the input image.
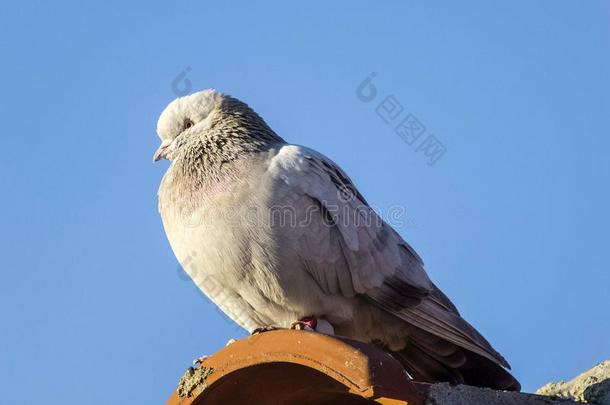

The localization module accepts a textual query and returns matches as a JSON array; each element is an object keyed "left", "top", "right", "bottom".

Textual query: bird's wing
[{"left": 266, "top": 144, "right": 510, "bottom": 369}]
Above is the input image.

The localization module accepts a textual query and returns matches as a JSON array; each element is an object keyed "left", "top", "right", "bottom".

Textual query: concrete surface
[{"left": 422, "top": 383, "right": 578, "bottom": 405}]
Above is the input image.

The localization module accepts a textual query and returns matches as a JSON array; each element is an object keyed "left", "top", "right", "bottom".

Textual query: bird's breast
[{"left": 159, "top": 157, "right": 281, "bottom": 295}]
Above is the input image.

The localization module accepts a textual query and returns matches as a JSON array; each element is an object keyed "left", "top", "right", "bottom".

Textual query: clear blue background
[{"left": 1, "top": 1, "right": 608, "bottom": 403}]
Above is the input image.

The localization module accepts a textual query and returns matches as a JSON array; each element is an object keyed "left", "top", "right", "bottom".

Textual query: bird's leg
[
  {"left": 252, "top": 317, "right": 332, "bottom": 334},
  {"left": 290, "top": 316, "right": 318, "bottom": 332}
]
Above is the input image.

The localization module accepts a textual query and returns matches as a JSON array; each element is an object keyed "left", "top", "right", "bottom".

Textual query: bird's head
[
  {"left": 154, "top": 89, "right": 285, "bottom": 166},
  {"left": 153, "top": 89, "right": 224, "bottom": 162}
]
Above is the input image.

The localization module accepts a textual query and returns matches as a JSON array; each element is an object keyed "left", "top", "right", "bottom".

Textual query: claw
[
  {"left": 251, "top": 325, "right": 280, "bottom": 335},
  {"left": 290, "top": 316, "right": 317, "bottom": 332}
]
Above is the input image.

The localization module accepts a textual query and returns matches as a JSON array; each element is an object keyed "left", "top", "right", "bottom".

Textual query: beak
[{"left": 153, "top": 139, "right": 173, "bottom": 162}]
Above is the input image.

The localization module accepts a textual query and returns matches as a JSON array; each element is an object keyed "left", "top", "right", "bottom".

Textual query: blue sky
[{"left": 1, "top": 1, "right": 608, "bottom": 403}]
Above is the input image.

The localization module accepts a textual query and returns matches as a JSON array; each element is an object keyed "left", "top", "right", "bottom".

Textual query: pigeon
[{"left": 154, "top": 89, "right": 520, "bottom": 391}]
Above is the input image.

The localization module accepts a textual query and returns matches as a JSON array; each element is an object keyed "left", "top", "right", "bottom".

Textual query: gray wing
[{"left": 266, "top": 145, "right": 510, "bottom": 369}]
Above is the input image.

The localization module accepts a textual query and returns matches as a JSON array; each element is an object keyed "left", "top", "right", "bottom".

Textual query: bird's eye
[{"left": 183, "top": 119, "right": 194, "bottom": 130}]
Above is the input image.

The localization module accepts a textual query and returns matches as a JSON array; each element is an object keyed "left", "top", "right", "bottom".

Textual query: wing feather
[{"left": 267, "top": 145, "right": 510, "bottom": 369}]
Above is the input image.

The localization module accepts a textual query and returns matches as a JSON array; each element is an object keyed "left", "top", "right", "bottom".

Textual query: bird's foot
[
  {"left": 251, "top": 325, "right": 281, "bottom": 335},
  {"left": 251, "top": 317, "right": 329, "bottom": 335},
  {"left": 290, "top": 316, "right": 318, "bottom": 332}
]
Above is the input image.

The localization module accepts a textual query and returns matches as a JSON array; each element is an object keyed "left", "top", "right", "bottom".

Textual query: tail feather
[
  {"left": 459, "top": 352, "right": 521, "bottom": 391},
  {"left": 394, "top": 342, "right": 465, "bottom": 385},
  {"left": 389, "top": 330, "right": 521, "bottom": 391}
]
